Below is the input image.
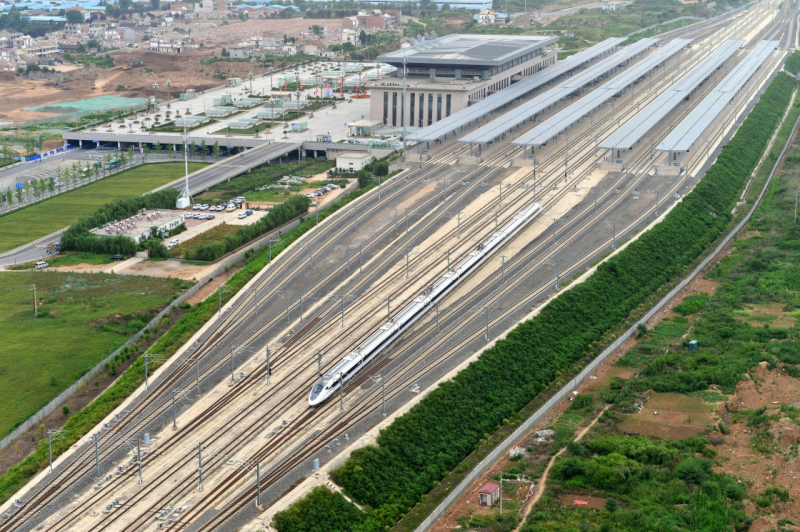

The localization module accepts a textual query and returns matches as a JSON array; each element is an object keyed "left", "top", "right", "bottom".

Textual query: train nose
[{"left": 309, "top": 380, "right": 324, "bottom": 405}]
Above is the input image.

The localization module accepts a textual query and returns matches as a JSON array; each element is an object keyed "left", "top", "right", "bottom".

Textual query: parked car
[
  {"left": 110, "top": 254, "right": 125, "bottom": 261},
  {"left": 237, "top": 213, "right": 247, "bottom": 219},
  {"left": 245, "top": 210, "right": 253, "bottom": 216},
  {"left": 35, "top": 261, "right": 49, "bottom": 269},
  {"left": 310, "top": 201, "right": 317, "bottom": 207},
  {"left": 167, "top": 239, "right": 179, "bottom": 249}
]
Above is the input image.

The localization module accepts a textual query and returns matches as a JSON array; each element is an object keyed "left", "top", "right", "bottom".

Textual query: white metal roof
[
  {"left": 657, "top": 40, "right": 778, "bottom": 153},
  {"left": 512, "top": 38, "right": 690, "bottom": 147},
  {"left": 407, "top": 38, "right": 625, "bottom": 142},
  {"left": 599, "top": 40, "right": 743, "bottom": 151},
  {"left": 459, "top": 38, "right": 662, "bottom": 145}
]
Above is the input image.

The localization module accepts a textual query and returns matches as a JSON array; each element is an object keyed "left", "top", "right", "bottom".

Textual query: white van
[
  {"left": 35, "top": 261, "right": 49, "bottom": 269},
  {"left": 167, "top": 239, "right": 179, "bottom": 249}
]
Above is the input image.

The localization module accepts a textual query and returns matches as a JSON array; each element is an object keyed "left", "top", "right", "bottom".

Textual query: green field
[
  {"left": 0, "top": 162, "right": 207, "bottom": 253},
  {"left": 0, "top": 271, "right": 190, "bottom": 437}
]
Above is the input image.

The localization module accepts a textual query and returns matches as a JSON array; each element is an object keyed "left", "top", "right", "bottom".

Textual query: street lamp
[
  {"left": 268, "top": 66, "right": 274, "bottom": 92},
  {"left": 152, "top": 81, "right": 159, "bottom": 110},
  {"left": 248, "top": 71, "right": 254, "bottom": 94},
  {"left": 339, "top": 73, "right": 344, "bottom": 99},
  {"left": 165, "top": 78, "right": 171, "bottom": 102}
]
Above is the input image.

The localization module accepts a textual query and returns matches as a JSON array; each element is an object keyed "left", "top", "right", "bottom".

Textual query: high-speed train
[{"left": 309, "top": 202, "right": 542, "bottom": 406}]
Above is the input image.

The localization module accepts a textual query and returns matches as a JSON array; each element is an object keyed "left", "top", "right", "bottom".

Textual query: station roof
[
  {"left": 407, "top": 37, "right": 626, "bottom": 142},
  {"left": 461, "top": 37, "right": 661, "bottom": 145},
  {"left": 599, "top": 39, "right": 743, "bottom": 151},
  {"left": 512, "top": 38, "right": 689, "bottom": 147},
  {"left": 377, "top": 34, "right": 558, "bottom": 68},
  {"left": 657, "top": 40, "right": 778, "bottom": 153}
]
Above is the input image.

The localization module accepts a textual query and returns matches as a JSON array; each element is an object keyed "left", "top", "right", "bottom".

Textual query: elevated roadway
[{"left": 0, "top": 141, "right": 301, "bottom": 267}]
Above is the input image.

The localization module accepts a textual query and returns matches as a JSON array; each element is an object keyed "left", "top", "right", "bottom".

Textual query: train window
[{"left": 312, "top": 384, "right": 323, "bottom": 395}]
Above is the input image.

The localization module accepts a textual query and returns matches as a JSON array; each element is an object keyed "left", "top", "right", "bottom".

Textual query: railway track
[{"left": 8, "top": 5, "right": 786, "bottom": 530}]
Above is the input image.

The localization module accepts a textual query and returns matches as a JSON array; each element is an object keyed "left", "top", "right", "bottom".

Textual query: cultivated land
[
  {"left": 0, "top": 271, "right": 191, "bottom": 438},
  {"left": 0, "top": 162, "right": 206, "bottom": 254}
]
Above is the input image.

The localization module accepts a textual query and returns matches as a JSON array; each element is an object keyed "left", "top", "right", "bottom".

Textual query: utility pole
[
  {"left": 198, "top": 444, "right": 203, "bottom": 491},
  {"left": 317, "top": 351, "right": 322, "bottom": 378},
  {"left": 267, "top": 238, "right": 279, "bottom": 269},
  {"left": 484, "top": 307, "right": 490, "bottom": 340},
  {"left": 172, "top": 389, "right": 178, "bottom": 428},
  {"left": 230, "top": 347, "right": 236, "bottom": 383},
  {"left": 261, "top": 345, "right": 270, "bottom": 384},
  {"left": 405, "top": 248, "right": 410, "bottom": 278},
  {"left": 94, "top": 433, "right": 100, "bottom": 477},
  {"left": 254, "top": 459, "right": 262, "bottom": 507},
  {"left": 556, "top": 259, "right": 561, "bottom": 290},
  {"left": 136, "top": 438, "right": 142, "bottom": 483},
  {"left": 299, "top": 290, "right": 304, "bottom": 323},
  {"left": 30, "top": 284, "right": 37, "bottom": 317},
  {"left": 436, "top": 302, "right": 440, "bottom": 334},
  {"left": 339, "top": 372, "right": 344, "bottom": 410},
  {"left": 340, "top": 293, "right": 346, "bottom": 327}
]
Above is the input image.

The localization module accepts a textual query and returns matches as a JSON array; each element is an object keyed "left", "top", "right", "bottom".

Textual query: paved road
[{"left": 0, "top": 141, "right": 301, "bottom": 267}]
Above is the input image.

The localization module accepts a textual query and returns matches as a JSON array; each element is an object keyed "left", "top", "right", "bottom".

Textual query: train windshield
[{"left": 312, "top": 383, "right": 323, "bottom": 396}]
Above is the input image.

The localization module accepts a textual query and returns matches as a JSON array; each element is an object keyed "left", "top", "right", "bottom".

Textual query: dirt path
[{"left": 513, "top": 405, "right": 610, "bottom": 531}]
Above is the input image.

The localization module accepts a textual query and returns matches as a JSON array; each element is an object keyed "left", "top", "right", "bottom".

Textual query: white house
[{"left": 336, "top": 152, "right": 374, "bottom": 172}]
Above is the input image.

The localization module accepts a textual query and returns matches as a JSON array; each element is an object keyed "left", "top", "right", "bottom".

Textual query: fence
[
  {"left": 0, "top": 179, "right": 359, "bottom": 450},
  {"left": 415, "top": 80, "right": 800, "bottom": 532},
  {"left": 0, "top": 274, "right": 210, "bottom": 452}
]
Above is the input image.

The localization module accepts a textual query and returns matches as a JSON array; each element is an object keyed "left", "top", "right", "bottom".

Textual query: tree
[
  {"left": 200, "top": 140, "right": 206, "bottom": 161},
  {"left": 47, "top": 176, "right": 55, "bottom": 196},
  {"left": 127, "top": 146, "right": 134, "bottom": 167},
  {"left": 87, "top": 38, "right": 100, "bottom": 50},
  {"left": 212, "top": 141, "right": 220, "bottom": 160},
  {"left": 15, "top": 187, "right": 23, "bottom": 205},
  {"left": 166, "top": 142, "right": 174, "bottom": 159},
  {"left": 65, "top": 9, "right": 83, "bottom": 23},
  {"left": 149, "top": 0, "right": 160, "bottom": 10},
  {"left": 119, "top": 0, "right": 132, "bottom": 11}
]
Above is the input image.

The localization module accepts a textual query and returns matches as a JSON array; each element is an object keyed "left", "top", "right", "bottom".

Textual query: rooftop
[
  {"left": 479, "top": 482, "right": 500, "bottom": 494},
  {"left": 377, "top": 34, "right": 557, "bottom": 67}
]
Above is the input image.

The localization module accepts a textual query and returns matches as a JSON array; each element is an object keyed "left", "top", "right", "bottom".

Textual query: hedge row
[
  {"left": 272, "top": 72, "right": 796, "bottom": 532},
  {"left": 61, "top": 187, "right": 180, "bottom": 256}
]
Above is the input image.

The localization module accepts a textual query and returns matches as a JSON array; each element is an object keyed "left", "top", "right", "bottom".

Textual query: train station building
[{"left": 370, "top": 34, "right": 558, "bottom": 129}]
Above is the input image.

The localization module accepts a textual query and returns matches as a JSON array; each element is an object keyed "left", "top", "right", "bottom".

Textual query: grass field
[
  {"left": 167, "top": 224, "right": 239, "bottom": 258},
  {"left": 0, "top": 162, "right": 207, "bottom": 254},
  {"left": 0, "top": 271, "right": 190, "bottom": 437}
]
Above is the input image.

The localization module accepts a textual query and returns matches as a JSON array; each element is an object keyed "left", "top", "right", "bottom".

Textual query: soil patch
[
  {"left": 618, "top": 392, "right": 712, "bottom": 440},
  {"left": 558, "top": 494, "right": 606, "bottom": 509}
]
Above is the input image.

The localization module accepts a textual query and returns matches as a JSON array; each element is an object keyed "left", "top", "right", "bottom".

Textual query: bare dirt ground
[
  {"left": 558, "top": 494, "right": 607, "bottom": 509},
  {"left": 714, "top": 362, "right": 800, "bottom": 529}
]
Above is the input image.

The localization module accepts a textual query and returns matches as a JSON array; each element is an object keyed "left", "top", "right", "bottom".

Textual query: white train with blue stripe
[{"left": 309, "top": 202, "right": 542, "bottom": 406}]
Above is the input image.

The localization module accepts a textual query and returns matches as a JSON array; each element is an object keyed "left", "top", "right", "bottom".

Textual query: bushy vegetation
[
  {"left": 523, "top": 435, "right": 747, "bottom": 531},
  {"left": 185, "top": 195, "right": 310, "bottom": 261},
  {"left": 785, "top": 50, "right": 800, "bottom": 75},
  {"left": 272, "top": 73, "right": 796, "bottom": 532}
]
